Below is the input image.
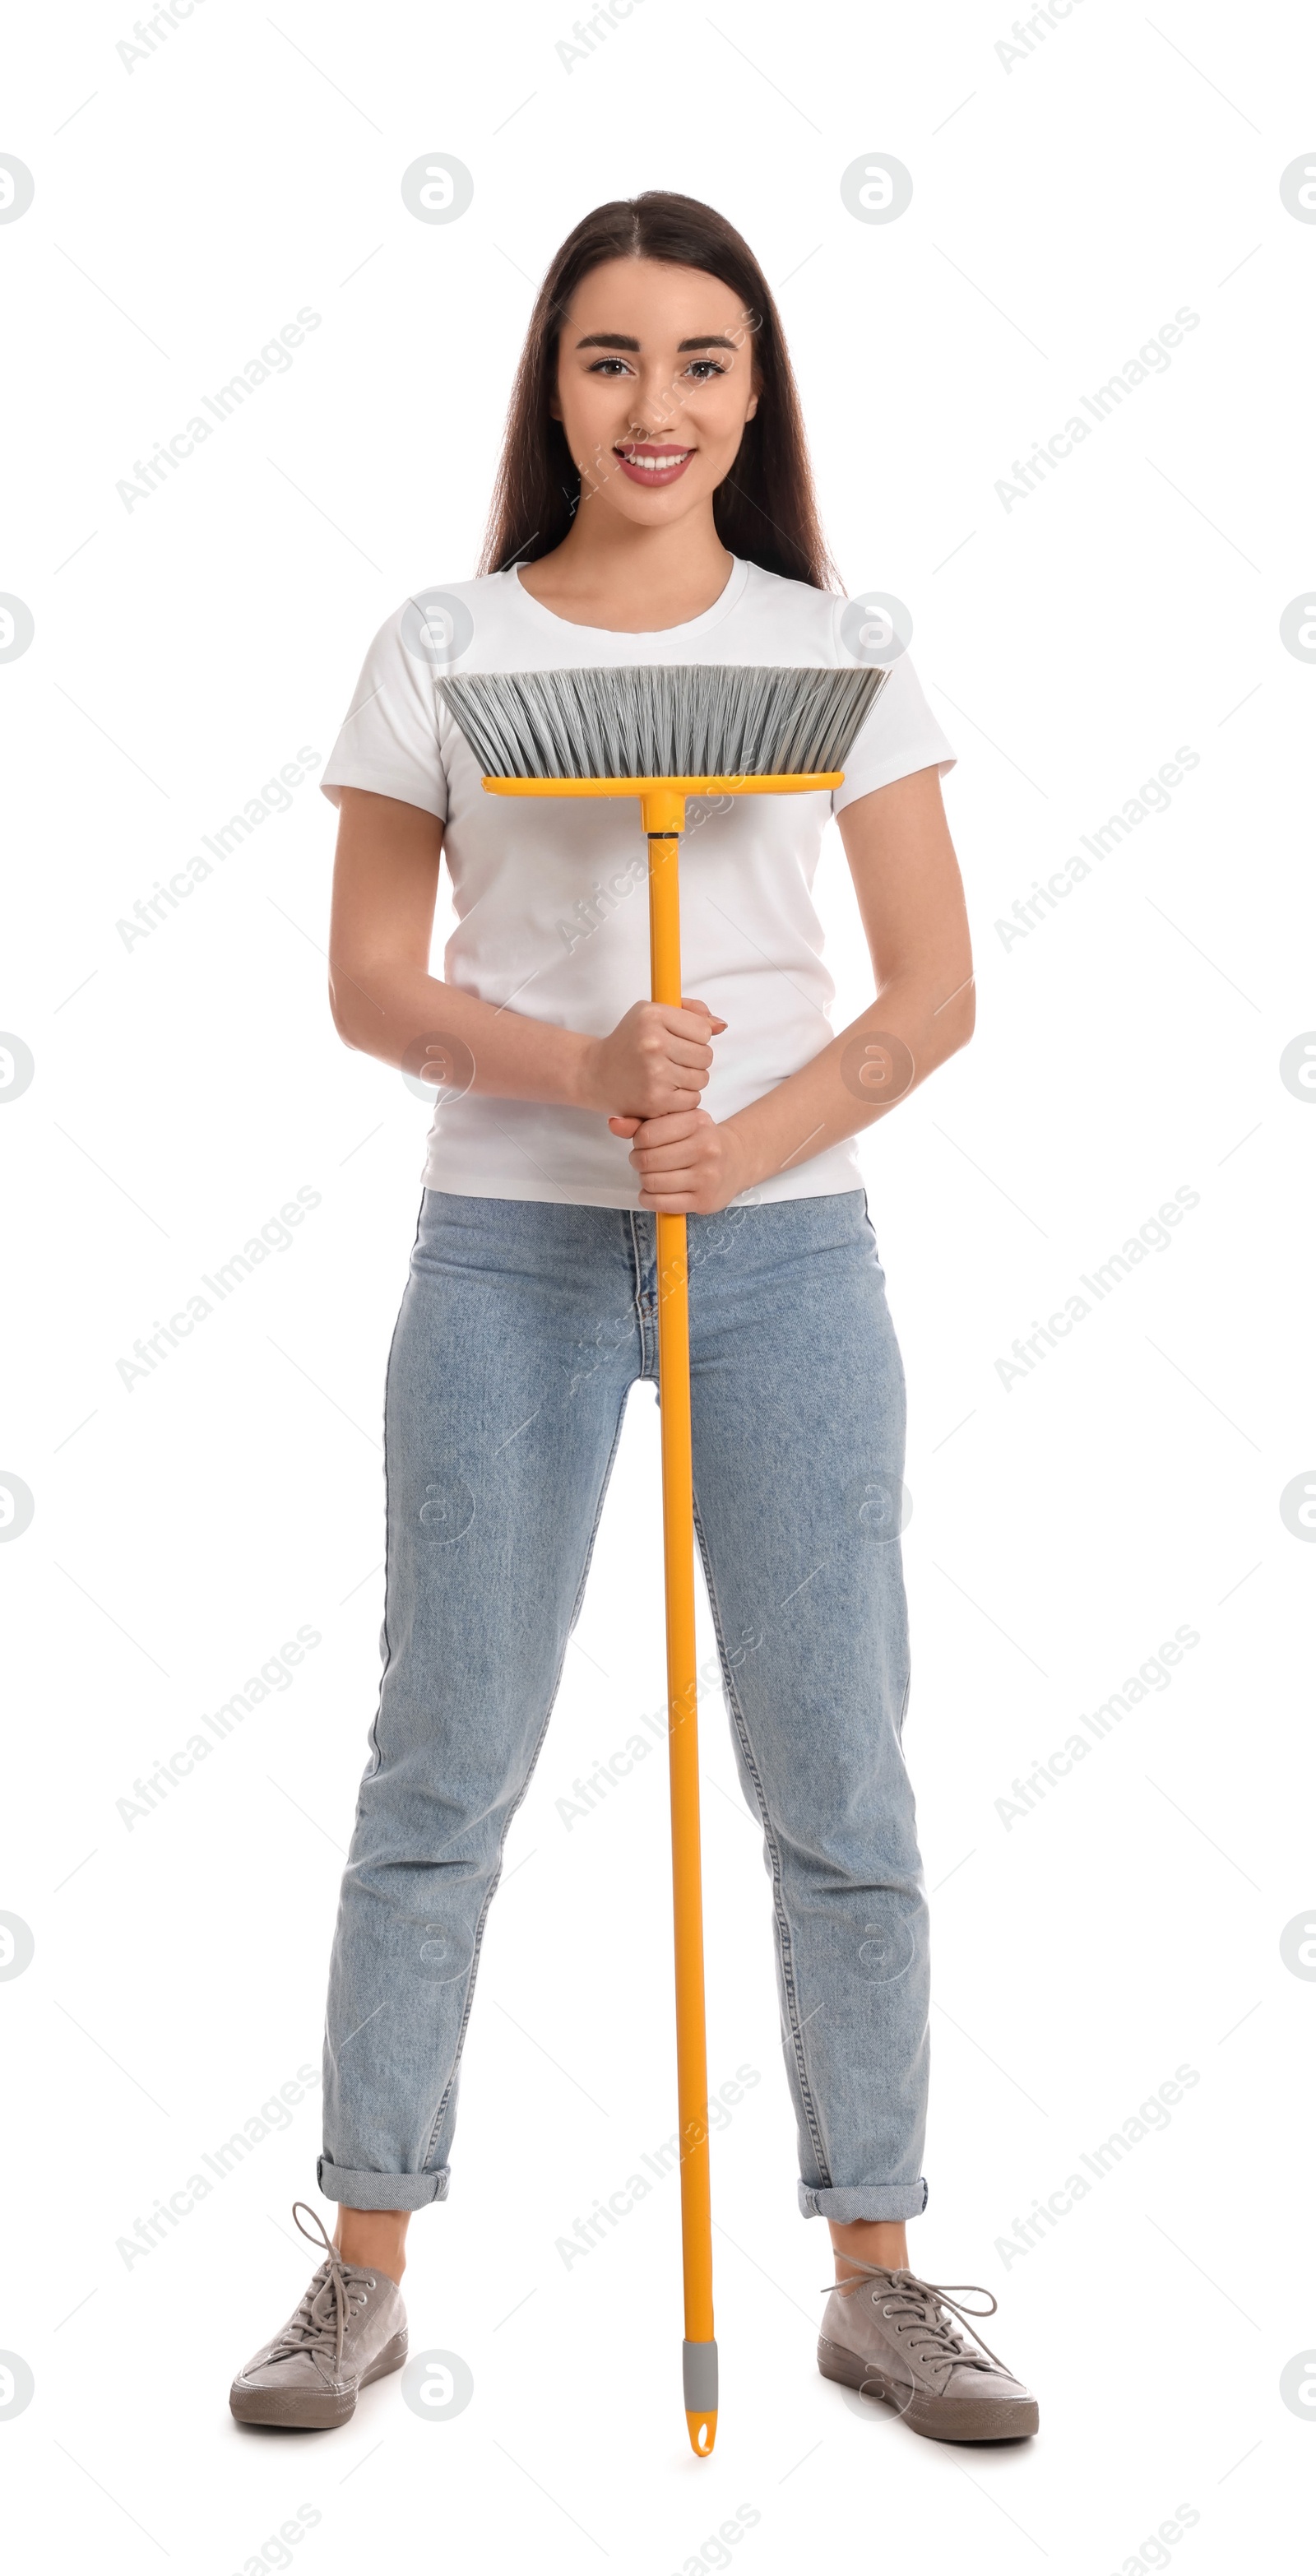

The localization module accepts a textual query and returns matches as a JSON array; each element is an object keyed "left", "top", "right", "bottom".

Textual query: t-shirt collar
[{"left": 506, "top": 555, "right": 751, "bottom": 643}]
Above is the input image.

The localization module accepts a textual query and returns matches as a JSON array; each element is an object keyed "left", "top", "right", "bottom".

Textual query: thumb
[
  {"left": 609, "top": 1114, "right": 642, "bottom": 1136},
  {"left": 681, "top": 996, "right": 728, "bottom": 1030}
]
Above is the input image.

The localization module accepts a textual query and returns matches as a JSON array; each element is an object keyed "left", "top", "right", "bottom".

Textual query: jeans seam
[
  {"left": 627, "top": 1206, "right": 656, "bottom": 1378},
  {"left": 566, "top": 1378, "right": 632, "bottom": 1631},
  {"left": 362, "top": 1187, "right": 428, "bottom": 1794},
  {"left": 419, "top": 1381, "right": 633, "bottom": 2170},
  {"left": 689, "top": 1492, "right": 834, "bottom": 2193}
]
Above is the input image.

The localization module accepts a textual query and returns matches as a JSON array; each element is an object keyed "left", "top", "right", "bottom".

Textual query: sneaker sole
[
  {"left": 817, "top": 2335, "right": 1039, "bottom": 2443},
  {"left": 229, "top": 2331, "right": 409, "bottom": 2430}
]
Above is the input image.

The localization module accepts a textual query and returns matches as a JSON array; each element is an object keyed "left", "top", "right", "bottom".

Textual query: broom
[{"left": 437, "top": 657, "right": 890, "bottom": 2457}]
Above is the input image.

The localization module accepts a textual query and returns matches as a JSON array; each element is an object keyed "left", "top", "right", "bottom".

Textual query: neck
[{"left": 517, "top": 498, "right": 735, "bottom": 631}]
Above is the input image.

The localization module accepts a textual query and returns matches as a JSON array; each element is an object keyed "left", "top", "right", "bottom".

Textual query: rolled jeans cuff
[
  {"left": 317, "top": 2156, "right": 450, "bottom": 2211},
  {"left": 798, "top": 2177, "right": 929, "bottom": 2221}
]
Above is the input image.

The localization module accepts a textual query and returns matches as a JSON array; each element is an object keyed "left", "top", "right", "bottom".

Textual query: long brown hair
[{"left": 478, "top": 191, "right": 839, "bottom": 591}]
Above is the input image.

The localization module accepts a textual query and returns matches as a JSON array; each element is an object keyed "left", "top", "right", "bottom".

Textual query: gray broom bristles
[{"left": 436, "top": 663, "right": 890, "bottom": 782}]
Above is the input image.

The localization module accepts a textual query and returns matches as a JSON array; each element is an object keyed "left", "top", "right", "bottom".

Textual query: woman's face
[{"left": 550, "top": 256, "right": 760, "bottom": 531}]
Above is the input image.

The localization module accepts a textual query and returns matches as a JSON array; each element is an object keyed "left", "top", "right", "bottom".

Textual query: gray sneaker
[
  {"left": 230, "top": 2202, "right": 408, "bottom": 2430},
  {"left": 818, "top": 2261, "right": 1039, "bottom": 2442}
]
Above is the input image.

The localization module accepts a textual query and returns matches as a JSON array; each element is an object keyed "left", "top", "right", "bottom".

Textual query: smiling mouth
[{"left": 614, "top": 443, "right": 694, "bottom": 482}]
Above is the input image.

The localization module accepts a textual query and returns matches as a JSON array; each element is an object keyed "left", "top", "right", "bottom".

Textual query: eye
[
  {"left": 586, "top": 357, "right": 633, "bottom": 377},
  {"left": 685, "top": 358, "right": 729, "bottom": 381}
]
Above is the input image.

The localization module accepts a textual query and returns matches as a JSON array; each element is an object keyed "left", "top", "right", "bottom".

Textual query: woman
[{"left": 229, "top": 190, "right": 1039, "bottom": 2444}]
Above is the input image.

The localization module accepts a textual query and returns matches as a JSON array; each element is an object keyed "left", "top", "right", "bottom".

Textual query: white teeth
[{"left": 620, "top": 449, "right": 691, "bottom": 471}]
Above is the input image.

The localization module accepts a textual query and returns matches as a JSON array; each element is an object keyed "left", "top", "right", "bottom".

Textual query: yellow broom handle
[{"left": 645, "top": 802, "right": 717, "bottom": 2456}]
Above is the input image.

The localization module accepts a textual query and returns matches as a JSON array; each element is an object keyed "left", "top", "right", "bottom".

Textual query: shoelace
[
  {"left": 822, "top": 2260, "right": 1011, "bottom": 2387},
  {"left": 263, "top": 2202, "right": 377, "bottom": 2380}
]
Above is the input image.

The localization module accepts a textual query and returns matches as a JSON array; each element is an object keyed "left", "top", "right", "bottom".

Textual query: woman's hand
[
  {"left": 579, "top": 998, "right": 725, "bottom": 1121},
  {"left": 609, "top": 1107, "right": 751, "bottom": 1214}
]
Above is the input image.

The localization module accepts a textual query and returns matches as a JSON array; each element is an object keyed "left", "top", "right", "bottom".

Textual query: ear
[{"left": 745, "top": 392, "right": 759, "bottom": 421}]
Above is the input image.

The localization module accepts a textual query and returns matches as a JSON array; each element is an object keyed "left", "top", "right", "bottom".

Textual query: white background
[{"left": 2, "top": 2, "right": 1314, "bottom": 2569}]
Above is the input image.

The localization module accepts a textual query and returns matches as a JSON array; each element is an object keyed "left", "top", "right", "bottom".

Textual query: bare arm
[
  {"left": 619, "top": 764, "right": 975, "bottom": 1211},
  {"left": 327, "top": 786, "right": 724, "bottom": 1117}
]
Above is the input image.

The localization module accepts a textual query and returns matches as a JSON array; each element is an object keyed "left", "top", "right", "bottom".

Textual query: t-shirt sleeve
[
  {"left": 319, "top": 601, "right": 449, "bottom": 820},
  {"left": 830, "top": 647, "right": 957, "bottom": 815}
]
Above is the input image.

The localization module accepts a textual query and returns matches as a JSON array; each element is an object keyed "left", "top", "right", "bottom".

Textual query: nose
[{"left": 626, "top": 366, "right": 683, "bottom": 437}]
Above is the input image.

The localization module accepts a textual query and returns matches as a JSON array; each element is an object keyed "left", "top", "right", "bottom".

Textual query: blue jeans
[{"left": 318, "top": 1187, "right": 930, "bottom": 2221}]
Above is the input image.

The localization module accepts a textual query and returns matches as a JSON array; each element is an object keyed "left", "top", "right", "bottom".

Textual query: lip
[{"left": 614, "top": 443, "right": 694, "bottom": 488}]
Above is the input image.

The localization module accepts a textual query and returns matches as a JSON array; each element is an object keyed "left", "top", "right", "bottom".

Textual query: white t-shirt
[{"left": 320, "top": 557, "right": 957, "bottom": 1208}]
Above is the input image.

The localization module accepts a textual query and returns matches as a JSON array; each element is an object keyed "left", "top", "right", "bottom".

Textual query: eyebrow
[{"left": 572, "top": 332, "right": 740, "bottom": 353}]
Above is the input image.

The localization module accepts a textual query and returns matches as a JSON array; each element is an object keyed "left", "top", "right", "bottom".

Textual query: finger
[
  {"left": 659, "top": 1003, "right": 727, "bottom": 1039},
  {"left": 613, "top": 1092, "right": 705, "bottom": 1123},
  {"left": 630, "top": 1126, "right": 707, "bottom": 1158},
  {"left": 614, "top": 1084, "right": 704, "bottom": 1125},
  {"left": 628, "top": 1111, "right": 707, "bottom": 1145},
  {"left": 646, "top": 1089, "right": 708, "bottom": 1119},
  {"left": 608, "top": 1115, "right": 642, "bottom": 1135},
  {"left": 638, "top": 1185, "right": 701, "bottom": 1212},
  {"left": 630, "top": 1146, "right": 711, "bottom": 1180},
  {"left": 679, "top": 997, "right": 727, "bottom": 1028},
  {"left": 633, "top": 1171, "right": 707, "bottom": 1198},
  {"left": 657, "top": 1040, "right": 715, "bottom": 1076},
  {"left": 633, "top": 1094, "right": 707, "bottom": 1126}
]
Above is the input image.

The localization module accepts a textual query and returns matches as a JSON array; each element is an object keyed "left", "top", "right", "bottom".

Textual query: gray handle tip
[{"left": 683, "top": 2337, "right": 719, "bottom": 2411}]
